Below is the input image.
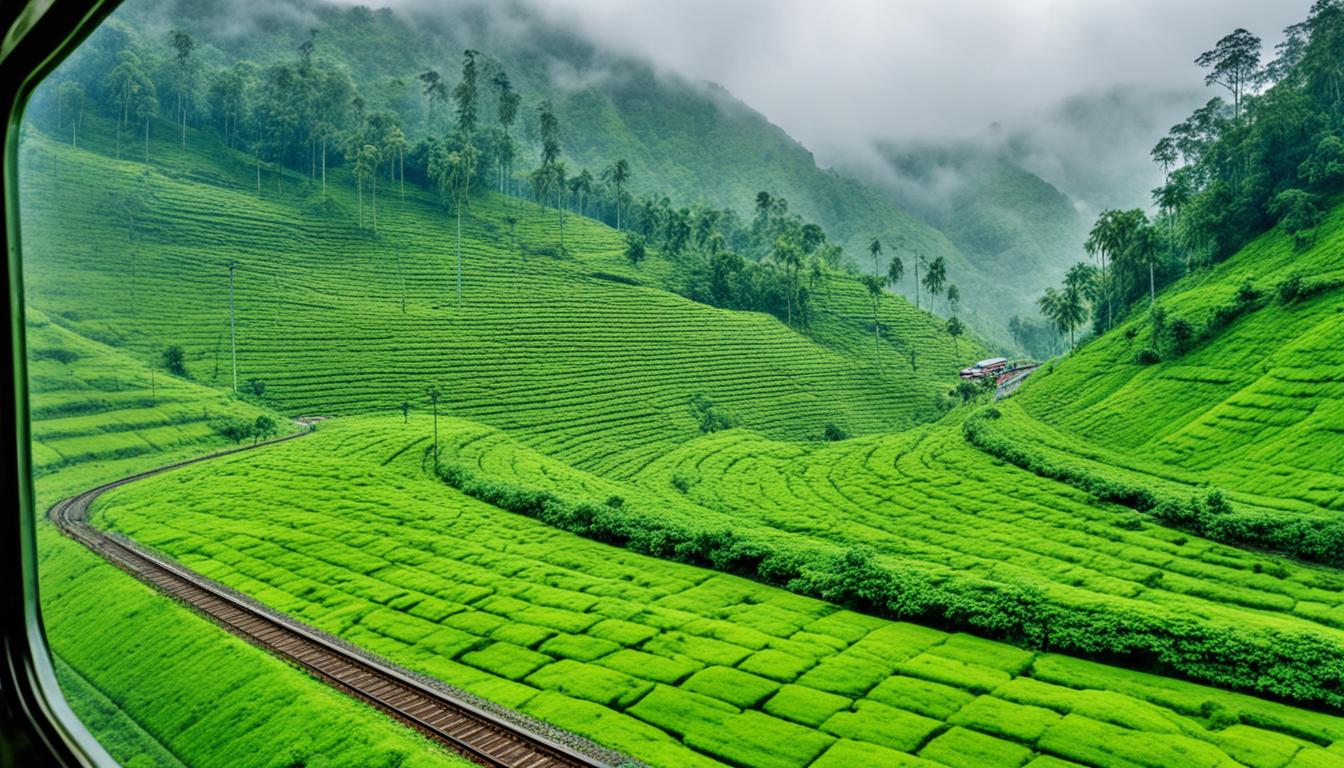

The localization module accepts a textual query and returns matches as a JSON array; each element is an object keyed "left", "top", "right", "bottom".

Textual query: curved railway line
[{"left": 47, "top": 428, "right": 610, "bottom": 768}]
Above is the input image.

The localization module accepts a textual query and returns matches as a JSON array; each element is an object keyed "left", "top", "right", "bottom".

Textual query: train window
[{"left": 8, "top": 0, "right": 1344, "bottom": 766}]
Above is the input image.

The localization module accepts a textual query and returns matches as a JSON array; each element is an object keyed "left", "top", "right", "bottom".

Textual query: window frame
[{"left": 3, "top": 0, "right": 124, "bottom": 764}]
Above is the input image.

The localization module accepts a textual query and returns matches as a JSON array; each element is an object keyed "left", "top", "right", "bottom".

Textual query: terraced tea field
[
  {"left": 89, "top": 417, "right": 1344, "bottom": 768},
  {"left": 26, "top": 333, "right": 466, "bottom": 768},
  {"left": 24, "top": 308, "right": 282, "bottom": 509},
  {"left": 19, "top": 128, "right": 974, "bottom": 478},
  {"left": 1011, "top": 209, "right": 1344, "bottom": 516}
]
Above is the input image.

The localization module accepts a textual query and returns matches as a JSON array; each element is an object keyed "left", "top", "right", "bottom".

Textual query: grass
[{"left": 83, "top": 416, "right": 1344, "bottom": 768}]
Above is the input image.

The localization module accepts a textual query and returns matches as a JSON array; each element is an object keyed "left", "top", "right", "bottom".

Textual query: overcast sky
[{"left": 518, "top": 0, "right": 1311, "bottom": 162}]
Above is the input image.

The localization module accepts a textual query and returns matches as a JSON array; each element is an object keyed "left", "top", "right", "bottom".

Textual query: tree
[
  {"left": 625, "top": 232, "right": 647, "bottom": 267},
  {"left": 860, "top": 274, "right": 885, "bottom": 369},
  {"left": 162, "top": 345, "right": 187, "bottom": 376},
  {"left": 946, "top": 284, "right": 960, "bottom": 314},
  {"left": 601, "top": 159, "right": 630, "bottom": 230},
  {"left": 104, "top": 49, "right": 149, "bottom": 161},
  {"left": 912, "top": 252, "right": 923, "bottom": 310},
  {"left": 1125, "top": 220, "right": 1161, "bottom": 305},
  {"left": 1195, "top": 28, "right": 1262, "bottom": 120},
  {"left": 867, "top": 239, "right": 882, "bottom": 276},
  {"left": 453, "top": 50, "right": 480, "bottom": 143},
  {"left": 385, "top": 124, "right": 408, "bottom": 200},
  {"left": 491, "top": 69, "right": 520, "bottom": 194},
  {"left": 57, "top": 81, "right": 84, "bottom": 147},
  {"left": 252, "top": 415, "right": 277, "bottom": 446},
  {"left": 1269, "top": 188, "right": 1323, "bottom": 248},
  {"left": 429, "top": 143, "right": 477, "bottom": 304},
  {"left": 1169, "top": 316, "right": 1194, "bottom": 354},
  {"left": 169, "top": 30, "right": 198, "bottom": 150},
  {"left": 886, "top": 255, "right": 903, "bottom": 290},
  {"left": 134, "top": 73, "right": 159, "bottom": 163},
  {"left": 570, "top": 169, "right": 594, "bottom": 216},
  {"left": 353, "top": 144, "right": 379, "bottom": 230},
  {"left": 921, "top": 255, "right": 946, "bottom": 312},
  {"left": 946, "top": 316, "right": 965, "bottom": 355},
  {"left": 418, "top": 69, "right": 447, "bottom": 135},
  {"left": 426, "top": 384, "right": 442, "bottom": 472}
]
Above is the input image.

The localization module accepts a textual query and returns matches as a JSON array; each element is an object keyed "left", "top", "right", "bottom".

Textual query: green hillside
[
  {"left": 52, "top": 0, "right": 1035, "bottom": 344},
  {"left": 25, "top": 312, "right": 469, "bottom": 768},
  {"left": 19, "top": 121, "right": 977, "bottom": 477},
  {"left": 990, "top": 201, "right": 1344, "bottom": 558},
  {"left": 91, "top": 416, "right": 1344, "bottom": 768}
]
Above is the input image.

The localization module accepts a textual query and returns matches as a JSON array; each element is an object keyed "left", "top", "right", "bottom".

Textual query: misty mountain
[{"left": 111, "top": 0, "right": 1109, "bottom": 346}]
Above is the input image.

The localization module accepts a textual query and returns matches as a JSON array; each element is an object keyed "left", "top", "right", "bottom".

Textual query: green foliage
[{"left": 161, "top": 344, "right": 186, "bottom": 376}]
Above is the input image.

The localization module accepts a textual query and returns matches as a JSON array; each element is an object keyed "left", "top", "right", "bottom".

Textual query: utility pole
[{"left": 227, "top": 261, "right": 238, "bottom": 393}]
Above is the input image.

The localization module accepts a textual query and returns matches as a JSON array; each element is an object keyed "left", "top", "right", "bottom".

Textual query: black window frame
[{"left": 2, "top": 1, "right": 124, "bottom": 765}]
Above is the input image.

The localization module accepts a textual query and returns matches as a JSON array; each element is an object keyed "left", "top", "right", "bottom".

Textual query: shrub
[
  {"left": 689, "top": 394, "right": 734, "bottom": 433},
  {"left": 246, "top": 379, "right": 266, "bottom": 397},
  {"left": 1277, "top": 273, "right": 1304, "bottom": 303},
  {"left": 212, "top": 417, "right": 252, "bottom": 444},
  {"left": 954, "top": 381, "right": 980, "bottom": 403},
  {"left": 1168, "top": 317, "right": 1193, "bottom": 355},
  {"left": 162, "top": 345, "right": 187, "bottom": 376},
  {"left": 1135, "top": 348, "right": 1160, "bottom": 365},
  {"left": 821, "top": 423, "right": 850, "bottom": 441}
]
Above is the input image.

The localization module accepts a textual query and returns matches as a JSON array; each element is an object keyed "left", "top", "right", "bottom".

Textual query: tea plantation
[
  {"left": 25, "top": 323, "right": 468, "bottom": 767},
  {"left": 1010, "top": 209, "right": 1344, "bottom": 518},
  {"left": 90, "top": 418, "right": 1344, "bottom": 768},
  {"left": 20, "top": 102, "right": 1344, "bottom": 768}
]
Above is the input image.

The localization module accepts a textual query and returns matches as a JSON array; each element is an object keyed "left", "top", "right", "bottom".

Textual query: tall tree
[
  {"left": 168, "top": 30, "right": 198, "bottom": 150},
  {"left": 1195, "top": 28, "right": 1262, "bottom": 120},
  {"left": 354, "top": 144, "right": 379, "bottom": 230},
  {"left": 491, "top": 69, "right": 520, "bottom": 194},
  {"left": 867, "top": 238, "right": 882, "bottom": 276},
  {"left": 601, "top": 159, "right": 630, "bottom": 229},
  {"left": 134, "top": 73, "right": 159, "bottom": 163},
  {"left": 922, "top": 255, "right": 947, "bottom": 312},
  {"left": 418, "top": 69, "right": 446, "bottom": 135},
  {"left": 453, "top": 50, "right": 480, "bottom": 143},
  {"left": 946, "top": 284, "right": 960, "bottom": 315},
  {"left": 886, "top": 254, "right": 904, "bottom": 290},
  {"left": 57, "top": 81, "right": 84, "bottom": 147},
  {"left": 104, "top": 49, "right": 148, "bottom": 161}
]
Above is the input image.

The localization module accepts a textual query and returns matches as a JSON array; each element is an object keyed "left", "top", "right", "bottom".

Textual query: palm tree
[
  {"left": 886, "top": 255, "right": 904, "bottom": 290},
  {"left": 922, "top": 256, "right": 947, "bottom": 312},
  {"left": 868, "top": 239, "right": 882, "bottom": 276},
  {"left": 601, "top": 159, "right": 630, "bottom": 229},
  {"left": 1127, "top": 221, "right": 1160, "bottom": 306}
]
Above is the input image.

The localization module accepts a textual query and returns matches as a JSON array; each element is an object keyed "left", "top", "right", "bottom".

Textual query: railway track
[{"left": 48, "top": 429, "right": 610, "bottom": 768}]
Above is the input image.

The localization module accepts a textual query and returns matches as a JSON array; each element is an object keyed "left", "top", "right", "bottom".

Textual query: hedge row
[
  {"left": 433, "top": 458, "right": 1344, "bottom": 711},
  {"left": 962, "top": 408, "right": 1344, "bottom": 568}
]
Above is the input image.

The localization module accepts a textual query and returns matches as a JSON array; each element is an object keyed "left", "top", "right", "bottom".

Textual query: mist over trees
[
  {"left": 28, "top": 3, "right": 967, "bottom": 353},
  {"left": 1027, "top": 0, "right": 1344, "bottom": 359}
]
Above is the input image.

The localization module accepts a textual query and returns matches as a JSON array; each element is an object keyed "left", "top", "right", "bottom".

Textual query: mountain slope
[
  {"left": 69, "top": 0, "right": 1016, "bottom": 344},
  {"left": 1011, "top": 202, "right": 1344, "bottom": 517}
]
